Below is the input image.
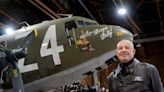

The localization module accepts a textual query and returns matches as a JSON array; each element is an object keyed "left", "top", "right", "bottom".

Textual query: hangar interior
[{"left": 0, "top": 0, "right": 164, "bottom": 92}]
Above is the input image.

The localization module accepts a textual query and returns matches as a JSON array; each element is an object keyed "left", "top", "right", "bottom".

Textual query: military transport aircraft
[{"left": 0, "top": 16, "right": 133, "bottom": 92}]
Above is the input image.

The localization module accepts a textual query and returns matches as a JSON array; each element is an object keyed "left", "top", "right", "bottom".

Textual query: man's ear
[{"left": 133, "top": 49, "right": 136, "bottom": 55}]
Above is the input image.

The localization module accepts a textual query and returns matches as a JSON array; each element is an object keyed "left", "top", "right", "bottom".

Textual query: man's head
[{"left": 116, "top": 39, "right": 135, "bottom": 63}]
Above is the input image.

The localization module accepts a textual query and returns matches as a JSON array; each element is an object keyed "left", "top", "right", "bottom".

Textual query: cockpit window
[
  {"left": 77, "top": 20, "right": 97, "bottom": 27},
  {"left": 65, "top": 20, "right": 97, "bottom": 31},
  {"left": 85, "top": 22, "right": 97, "bottom": 25},
  {"left": 65, "top": 21, "right": 77, "bottom": 30},
  {"left": 77, "top": 20, "right": 85, "bottom": 27}
]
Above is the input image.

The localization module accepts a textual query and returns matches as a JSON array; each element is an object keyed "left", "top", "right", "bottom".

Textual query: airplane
[{"left": 0, "top": 16, "right": 133, "bottom": 92}]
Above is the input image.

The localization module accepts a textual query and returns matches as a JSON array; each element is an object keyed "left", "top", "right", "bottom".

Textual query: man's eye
[
  {"left": 118, "top": 47, "right": 122, "bottom": 50},
  {"left": 125, "top": 47, "right": 130, "bottom": 49}
]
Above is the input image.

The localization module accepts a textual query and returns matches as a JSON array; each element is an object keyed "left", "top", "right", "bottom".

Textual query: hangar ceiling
[{"left": 0, "top": 0, "right": 163, "bottom": 39}]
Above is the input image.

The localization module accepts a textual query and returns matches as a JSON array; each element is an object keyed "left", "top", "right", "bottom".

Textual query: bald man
[{"left": 108, "top": 39, "right": 164, "bottom": 92}]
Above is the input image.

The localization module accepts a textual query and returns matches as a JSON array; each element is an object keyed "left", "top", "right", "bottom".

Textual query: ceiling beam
[
  {"left": 28, "top": 0, "right": 56, "bottom": 19},
  {"left": 134, "top": 36, "right": 164, "bottom": 43},
  {"left": 156, "top": 0, "right": 163, "bottom": 32},
  {"left": 34, "top": 0, "right": 60, "bottom": 19},
  {"left": 142, "top": 0, "right": 162, "bottom": 4},
  {"left": 112, "top": 0, "right": 141, "bottom": 35},
  {"left": 51, "top": 0, "right": 66, "bottom": 13},
  {"left": 119, "top": 0, "right": 142, "bottom": 35},
  {"left": 98, "top": 10, "right": 105, "bottom": 24},
  {"left": 88, "top": 0, "right": 102, "bottom": 7},
  {"left": 78, "top": 0, "right": 96, "bottom": 20},
  {"left": 0, "top": 10, "right": 19, "bottom": 25},
  {"left": 136, "top": 19, "right": 160, "bottom": 24},
  {"left": 0, "top": 22, "right": 8, "bottom": 29},
  {"left": 135, "top": 0, "right": 143, "bottom": 12}
]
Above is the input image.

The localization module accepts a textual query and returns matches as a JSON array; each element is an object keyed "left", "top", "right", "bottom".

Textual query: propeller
[{"left": 0, "top": 29, "right": 38, "bottom": 92}]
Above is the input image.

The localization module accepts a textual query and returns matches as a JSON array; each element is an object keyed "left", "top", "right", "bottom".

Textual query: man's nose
[
  {"left": 120, "top": 48, "right": 128, "bottom": 52},
  {"left": 122, "top": 47, "right": 127, "bottom": 51}
]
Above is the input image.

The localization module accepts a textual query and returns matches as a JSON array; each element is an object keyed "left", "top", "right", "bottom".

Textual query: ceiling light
[
  {"left": 118, "top": 7, "right": 127, "bottom": 15},
  {"left": 5, "top": 28, "right": 14, "bottom": 35}
]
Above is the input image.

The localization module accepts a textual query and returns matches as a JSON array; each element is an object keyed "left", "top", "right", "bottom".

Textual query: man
[{"left": 108, "top": 39, "right": 164, "bottom": 92}]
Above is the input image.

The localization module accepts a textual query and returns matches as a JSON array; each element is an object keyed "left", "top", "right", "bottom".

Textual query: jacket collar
[{"left": 113, "top": 58, "right": 140, "bottom": 77}]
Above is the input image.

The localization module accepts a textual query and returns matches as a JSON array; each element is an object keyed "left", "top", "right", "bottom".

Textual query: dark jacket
[{"left": 108, "top": 58, "right": 164, "bottom": 92}]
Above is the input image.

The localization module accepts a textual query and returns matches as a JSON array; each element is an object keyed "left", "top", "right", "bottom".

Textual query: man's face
[{"left": 116, "top": 40, "right": 135, "bottom": 63}]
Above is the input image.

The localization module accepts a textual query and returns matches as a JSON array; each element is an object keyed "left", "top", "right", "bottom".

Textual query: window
[
  {"left": 85, "top": 22, "right": 97, "bottom": 25},
  {"left": 65, "top": 21, "right": 77, "bottom": 30},
  {"left": 77, "top": 20, "right": 85, "bottom": 27}
]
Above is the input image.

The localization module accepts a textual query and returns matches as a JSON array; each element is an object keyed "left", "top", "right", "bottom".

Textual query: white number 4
[
  {"left": 17, "top": 25, "right": 64, "bottom": 73},
  {"left": 40, "top": 25, "right": 64, "bottom": 65}
]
